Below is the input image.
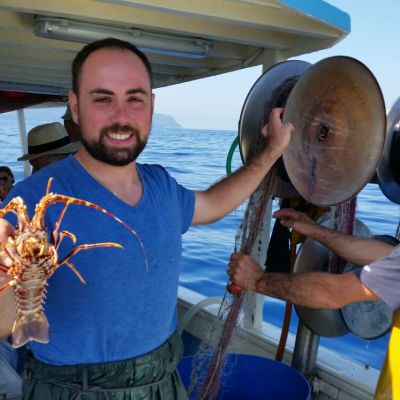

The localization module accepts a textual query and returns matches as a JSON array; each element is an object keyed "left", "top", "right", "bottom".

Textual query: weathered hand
[
  {"left": 260, "top": 108, "right": 293, "bottom": 158},
  {"left": 227, "top": 252, "right": 264, "bottom": 292},
  {"left": 273, "top": 208, "right": 318, "bottom": 237}
]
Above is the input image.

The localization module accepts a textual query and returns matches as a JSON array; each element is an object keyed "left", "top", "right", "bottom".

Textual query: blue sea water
[{"left": 1, "top": 107, "right": 399, "bottom": 371}]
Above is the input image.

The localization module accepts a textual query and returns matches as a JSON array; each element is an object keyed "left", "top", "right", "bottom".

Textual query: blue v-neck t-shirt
[{"left": 5, "top": 155, "right": 195, "bottom": 365}]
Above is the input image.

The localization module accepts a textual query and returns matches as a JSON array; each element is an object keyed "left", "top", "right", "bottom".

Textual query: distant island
[
  {"left": 153, "top": 113, "right": 182, "bottom": 129},
  {"left": 1, "top": 108, "right": 183, "bottom": 129}
]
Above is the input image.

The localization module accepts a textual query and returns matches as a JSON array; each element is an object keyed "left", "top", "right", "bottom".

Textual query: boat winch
[{"left": 282, "top": 56, "right": 386, "bottom": 206}]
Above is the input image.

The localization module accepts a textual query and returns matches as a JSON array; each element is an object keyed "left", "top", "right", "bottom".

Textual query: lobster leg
[
  {"left": 54, "top": 231, "right": 77, "bottom": 253},
  {"left": 52, "top": 202, "right": 72, "bottom": 247},
  {"left": 0, "top": 279, "right": 15, "bottom": 293},
  {"left": 0, "top": 197, "right": 30, "bottom": 229},
  {"left": 65, "top": 261, "right": 86, "bottom": 284},
  {"left": 58, "top": 242, "right": 123, "bottom": 267},
  {"left": 45, "top": 177, "right": 54, "bottom": 195},
  {"left": 0, "top": 263, "right": 8, "bottom": 273},
  {"left": 55, "top": 243, "right": 123, "bottom": 284}
]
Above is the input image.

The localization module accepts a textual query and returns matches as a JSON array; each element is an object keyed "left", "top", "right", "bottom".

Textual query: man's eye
[
  {"left": 95, "top": 97, "right": 111, "bottom": 103},
  {"left": 128, "top": 96, "right": 143, "bottom": 103}
]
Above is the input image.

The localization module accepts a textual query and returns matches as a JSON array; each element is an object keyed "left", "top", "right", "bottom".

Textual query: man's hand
[
  {"left": 273, "top": 208, "right": 319, "bottom": 238},
  {"left": 0, "top": 218, "right": 15, "bottom": 268},
  {"left": 0, "top": 218, "right": 16, "bottom": 340},
  {"left": 259, "top": 108, "right": 293, "bottom": 160},
  {"left": 227, "top": 252, "right": 264, "bottom": 292}
]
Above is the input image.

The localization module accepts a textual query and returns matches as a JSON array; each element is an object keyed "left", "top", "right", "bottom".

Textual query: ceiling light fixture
[{"left": 34, "top": 17, "right": 212, "bottom": 59}]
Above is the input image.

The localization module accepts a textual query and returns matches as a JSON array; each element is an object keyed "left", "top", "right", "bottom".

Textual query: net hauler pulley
[
  {"left": 340, "top": 234, "right": 397, "bottom": 340},
  {"left": 282, "top": 56, "right": 386, "bottom": 206},
  {"left": 293, "top": 215, "right": 371, "bottom": 337},
  {"left": 239, "top": 60, "right": 311, "bottom": 163}
]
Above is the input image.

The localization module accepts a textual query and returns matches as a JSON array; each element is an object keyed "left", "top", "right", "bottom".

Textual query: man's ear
[{"left": 68, "top": 91, "right": 79, "bottom": 125}]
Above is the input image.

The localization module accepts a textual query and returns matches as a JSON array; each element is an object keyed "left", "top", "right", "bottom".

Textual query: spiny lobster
[{"left": 0, "top": 177, "right": 145, "bottom": 348}]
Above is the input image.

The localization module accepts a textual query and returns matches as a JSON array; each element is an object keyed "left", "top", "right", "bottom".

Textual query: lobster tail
[{"left": 12, "top": 312, "right": 49, "bottom": 348}]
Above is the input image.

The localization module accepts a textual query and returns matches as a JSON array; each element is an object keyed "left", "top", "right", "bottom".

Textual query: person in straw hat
[{"left": 18, "top": 122, "right": 81, "bottom": 173}]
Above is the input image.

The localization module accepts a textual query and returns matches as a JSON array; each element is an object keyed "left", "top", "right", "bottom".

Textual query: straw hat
[{"left": 18, "top": 122, "right": 81, "bottom": 161}]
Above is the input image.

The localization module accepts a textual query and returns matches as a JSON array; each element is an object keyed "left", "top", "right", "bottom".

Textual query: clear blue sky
[{"left": 154, "top": 0, "right": 400, "bottom": 130}]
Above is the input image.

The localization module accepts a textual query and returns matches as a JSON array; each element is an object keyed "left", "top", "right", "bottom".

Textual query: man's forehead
[
  {"left": 83, "top": 48, "right": 146, "bottom": 71},
  {"left": 79, "top": 48, "right": 151, "bottom": 89}
]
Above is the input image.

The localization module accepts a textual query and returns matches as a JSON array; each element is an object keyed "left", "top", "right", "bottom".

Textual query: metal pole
[
  {"left": 16, "top": 109, "right": 30, "bottom": 177},
  {"left": 291, "top": 320, "right": 320, "bottom": 376}
]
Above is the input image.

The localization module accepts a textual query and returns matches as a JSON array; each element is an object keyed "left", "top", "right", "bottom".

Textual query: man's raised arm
[{"left": 193, "top": 108, "right": 293, "bottom": 225}]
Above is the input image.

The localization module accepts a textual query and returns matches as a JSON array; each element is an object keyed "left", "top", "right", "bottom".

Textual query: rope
[{"left": 275, "top": 240, "right": 297, "bottom": 361}]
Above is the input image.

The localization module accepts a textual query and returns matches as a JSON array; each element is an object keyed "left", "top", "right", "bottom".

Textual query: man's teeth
[{"left": 109, "top": 132, "right": 131, "bottom": 140}]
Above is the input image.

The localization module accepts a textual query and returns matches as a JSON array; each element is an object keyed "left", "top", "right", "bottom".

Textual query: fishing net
[
  {"left": 327, "top": 197, "right": 357, "bottom": 274},
  {"left": 187, "top": 77, "right": 302, "bottom": 400},
  {"left": 187, "top": 167, "right": 280, "bottom": 400}
]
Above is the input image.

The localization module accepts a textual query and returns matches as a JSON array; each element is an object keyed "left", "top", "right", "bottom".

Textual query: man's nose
[{"left": 113, "top": 101, "right": 131, "bottom": 121}]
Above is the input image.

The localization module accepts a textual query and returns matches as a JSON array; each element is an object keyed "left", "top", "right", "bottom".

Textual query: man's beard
[{"left": 80, "top": 123, "right": 147, "bottom": 166}]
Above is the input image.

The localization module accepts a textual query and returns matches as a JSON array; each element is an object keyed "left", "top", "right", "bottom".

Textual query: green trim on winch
[{"left": 226, "top": 135, "right": 240, "bottom": 176}]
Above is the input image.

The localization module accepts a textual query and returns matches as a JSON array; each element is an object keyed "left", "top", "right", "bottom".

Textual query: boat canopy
[{"left": 0, "top": 0, "right": 349, "bottom": 111}]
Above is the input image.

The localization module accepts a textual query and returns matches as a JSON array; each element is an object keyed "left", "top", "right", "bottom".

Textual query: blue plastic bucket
[{"left": 178, "top": 353, "right": 311, "bottom": 400}]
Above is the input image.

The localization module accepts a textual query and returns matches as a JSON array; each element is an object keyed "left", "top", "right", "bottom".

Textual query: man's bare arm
[
  {"left": 274, "top": 208, "right": 394, "bottom": 265},
  {"left": 228, "top": 252, "right": 379, "bottom": 309},
  {"left": 192, "top": 109, "right": 293, "bottom": 225}
]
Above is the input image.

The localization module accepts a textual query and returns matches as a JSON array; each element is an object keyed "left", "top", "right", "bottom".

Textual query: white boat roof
[{"left": 0, "top": 0, "right": 349, "bottom": 95}]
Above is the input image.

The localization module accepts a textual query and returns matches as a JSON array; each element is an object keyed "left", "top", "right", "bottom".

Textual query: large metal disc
[
  {"left": 282, "top": 56, "right": 386, "bottom": 206},
  {"left": 239, "top": 60, "right": 311, "bottom": 163},
  {"left": 293, "top": 215, "right": 371, "bottom": 337},
  {"left": 377, "top": 97, "right": 400, "bottom": 204},
  {"left": 340, "top": 235, "right": 397, "bottom": 339}
]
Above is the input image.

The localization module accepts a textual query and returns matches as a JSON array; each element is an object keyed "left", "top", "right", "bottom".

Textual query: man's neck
[{"left": 74, "top": 150, "right": 142, "bottom": 206}]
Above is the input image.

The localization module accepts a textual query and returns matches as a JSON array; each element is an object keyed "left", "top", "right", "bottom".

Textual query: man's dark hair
[
  {"left": 72, "top": 38, "right": 153, "bottom": 95},
  {"left": 0, "top": 166, "right": 14, "bottom": 183}
]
